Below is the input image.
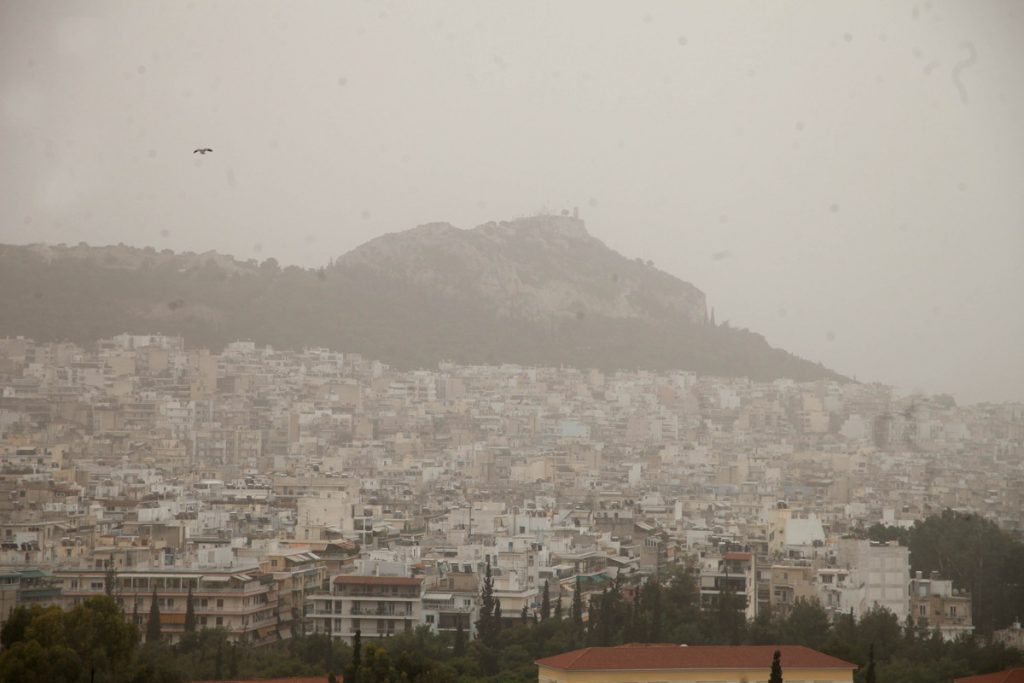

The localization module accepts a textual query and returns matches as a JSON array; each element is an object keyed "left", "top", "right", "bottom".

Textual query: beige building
[
  {"left": 56, "top": 566, "right": 279, "bottom": 644},
  {"left": 909, "top": 571, "right": 973, "bottom": 641},
  {"left": 259, "top": 551, "right": 328, "bottom": 638},
  {"left": 768, "top": 564, "right": 818, "bottom": 617},
  {"left": 536, "top": 644, "right": 855, "bottom": 683},
  {"left": 309, "top": 575, "right": 424, "bottom": 643}
]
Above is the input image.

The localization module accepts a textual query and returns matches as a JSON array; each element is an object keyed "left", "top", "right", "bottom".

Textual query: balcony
[
  {"left": 422, "top": 602, "right": 474, "bottom": 613},
  {"left": 350, "top": 606, "right": 414, "bottom": 617}
]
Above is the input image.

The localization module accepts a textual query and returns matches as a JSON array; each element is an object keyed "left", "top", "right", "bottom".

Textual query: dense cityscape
[
  {"left": 3, "top": 1, "right": 1023, "bottom": 681},
  {"left": 1, "top": 333, "right": 1023, "bottom": 682}
]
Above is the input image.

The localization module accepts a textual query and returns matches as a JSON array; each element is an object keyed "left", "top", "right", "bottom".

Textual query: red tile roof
[
  {"left": 956, "top": 669, "right": 1024, "bottom": 683},
  {"left": 536, "top": 645, "right": 855, "bottom": 672},
  {"left": 723, "top": 551, "right": 753, "bottom": 561},
  {"left": 192, "top": 678, "right": 332, "bottom": 683},
  {"left": 334, "top": 575, "right": 422, "bottom": 586}
]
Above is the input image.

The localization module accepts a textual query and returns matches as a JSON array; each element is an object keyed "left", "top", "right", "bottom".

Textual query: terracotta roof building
[{"left": 536, "top": 644, "right": 856, "bottom": 683}]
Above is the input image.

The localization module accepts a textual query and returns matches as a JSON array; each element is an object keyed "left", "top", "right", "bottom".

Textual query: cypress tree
[
  {"left": 521, "top": 604, "right": 528, "bottom": 623},
  {"left": 571, "top": 576, "right": 583, "bottom": 626},
  {"left": 146, "top": 586, "right": 162, "bottom": 643},
  {"left": 345, "top": 628, "right": 362, "bottom": 683},
  {"left": 104, "top": 564, "right": 117, "bottom": 597},
  {"left": 494, "top": 599, "right": 502, "bottom": 632},
  {"left": 453, "top": 620, "right": 466, "bottom": 657},
  {"left": 541, "top": 581, "right": 551, "bottom": 621},
  {"left": 477, "top": 558, "right": 497, "bottom": 647},
  {"left": 650, "top": 581, "right": 663, "bottom": 642},
  {"left": 769, "top": 649, "right": 783, "bottom": 683},
  {"left": 554, "top": 593, "right": 563, "bottom": 620},
  {"left": 865, "top": 643, "right": 877, "bottom": 683},
  {"left": 184, "top": 584, "right": 197, "bottom": 633},
  {"left": 598, "top": 587, "right": 612, "bottom": 646}
]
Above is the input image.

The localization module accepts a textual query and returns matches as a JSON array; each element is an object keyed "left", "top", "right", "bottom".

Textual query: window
[
  {"left": 217, "top": 599, "right": 224, "bottom": 608},
  {"left": 216, "top": 617, "right": 223, "bottom": 626},
  {"left": 425, "top": 614, "right": 434, "bottom": 624},
  {"left": 919, "top": 605, "right": 927, "bottom": 616},
  {"left": 949, "top": 605, "right": 957, "bottom": 617}
]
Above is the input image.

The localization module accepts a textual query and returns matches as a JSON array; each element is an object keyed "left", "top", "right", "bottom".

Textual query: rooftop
[
  {"left": 536, "top": 644, "right": 856, "bottom": 672},
  {"left": 334, "top": 575, "right": 422, "bottom": 586}
]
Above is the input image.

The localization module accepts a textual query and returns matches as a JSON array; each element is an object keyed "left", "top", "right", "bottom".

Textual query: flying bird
[{"left": 193, "top": 148, "right": 213, "bottom": 155}]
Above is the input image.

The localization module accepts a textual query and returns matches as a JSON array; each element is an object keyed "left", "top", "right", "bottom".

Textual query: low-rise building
[{"left": 536, "top": 644, "right": 856, "bottom": 683}]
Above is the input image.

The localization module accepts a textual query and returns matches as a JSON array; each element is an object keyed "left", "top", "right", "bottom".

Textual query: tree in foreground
[
  {"left": 344, "top": 628, "right": 362, "bottom": 683},
  {"left": 147, "top": 586, "right": 162, "bottom": 643},
  {"left": 865, "top": 642, "right": 877, "bottom": 683},
  {"left": 769, "top": 648, "right": 783, "bottom": 683},
  {"left": 184, "top": 584, "right": 197, "bottom": 634},
  {"left": 452, "top": 620, "right": 466, "bottom": 657}
]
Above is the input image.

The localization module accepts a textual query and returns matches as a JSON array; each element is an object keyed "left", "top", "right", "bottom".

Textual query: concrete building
[
  {"left": 536, "top": 644, "right": 855, "bottom": 683},
  {"left": 55, "top": 566, "right": 279, "bottom": 644},
  {"left": 308, "top": 575, "right": 423, "bottom": 644},
  {"left": 909, "top": 571, "right": 974, "bottom": 641}
]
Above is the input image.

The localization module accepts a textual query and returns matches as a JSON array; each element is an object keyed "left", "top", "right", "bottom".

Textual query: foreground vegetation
[{"left": 1, "top": 511, "right": 1021, "bottom": 683}]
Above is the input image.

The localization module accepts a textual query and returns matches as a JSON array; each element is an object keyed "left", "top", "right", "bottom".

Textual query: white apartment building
[{"left": 308, "top": 575, "right": 424, "bottom": 644}]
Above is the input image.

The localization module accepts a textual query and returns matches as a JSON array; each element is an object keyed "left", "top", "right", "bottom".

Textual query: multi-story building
[
  {"left": 769, "top": 563, "right": 818, "bottom": 617},
  {"left": 309, "top": 575, "right": 423, "bottom": 644},
  {"left": 260, "top": 551, "right": 328, "bottom": 639},
  {"left": 55, "top": 566, "right": 279, "bottom": 644},
  {"left": 909, "top": 571, "right": 973, "bottom": 641},
  {"left": 0, "top": 568, "right": 61, "bottom": 630},
  {"left": 699, "top": 551, "right": 757, "bottom": 620},
  {"left": 422, "top": 568, "right": 479, "bottom": 639}
]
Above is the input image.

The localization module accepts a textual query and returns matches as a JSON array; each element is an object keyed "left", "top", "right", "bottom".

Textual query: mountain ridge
[{"left": 0, "top": 215, "right": 845, "bottom": 382}]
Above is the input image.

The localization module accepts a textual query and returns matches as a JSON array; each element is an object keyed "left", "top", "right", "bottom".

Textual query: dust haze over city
[{"left": 1, "top": 2, "right": 1024, "bottom": 683}]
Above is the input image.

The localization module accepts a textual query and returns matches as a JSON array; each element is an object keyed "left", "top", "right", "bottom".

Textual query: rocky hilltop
[
  {"left": 0, "top": 216, "right": 843, "bottom": 381},
  {"left": 339, "top": 216, "right": 707, "bottom": 325}
]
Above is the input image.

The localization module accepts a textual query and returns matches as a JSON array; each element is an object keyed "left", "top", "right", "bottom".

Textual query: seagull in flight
[{"left": 193, "top": 147, "right": 213, "bottom": 155}]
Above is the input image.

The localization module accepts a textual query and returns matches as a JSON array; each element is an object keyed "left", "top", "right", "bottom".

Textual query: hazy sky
[{"left": 2, "top": 1, "right": 1022, "bottom": 403}]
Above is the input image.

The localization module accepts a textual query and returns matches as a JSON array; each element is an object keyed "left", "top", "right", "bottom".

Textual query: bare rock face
[{"left": 337, "top": 215, "right": 708, "bottom": 326}]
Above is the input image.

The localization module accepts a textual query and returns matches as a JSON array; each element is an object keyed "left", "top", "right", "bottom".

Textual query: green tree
[
  {"left": 452, "top": 620, "right": 466, "bottom": 657},
  {"left": 64, "top": 595, "right": 139, "bottom": 680},
  {"left": 769, "top": 648, "right": 783, "bottom": 683},
  {"left": 571, "top": 576, "right": 583, "bottom": 626},
  {"left": 147, "top": 586, "right": 162, "bottom": 643},
  {"left": 554, "top": 593, "right": 563, "bottom": 620},
  {"left": 781, "top": 598, "right": 831, "bottom": 651},
  {"left": 345, "top": 628, "right": 362, "bottom": 683},
  {"left": 104, "top": 564, "right": 118, "bottom": 598},
  {"left": 184, "top": 585, "right": 197, "bottom": 634},
  {"left": 476, "top": 558, "right": 497, "bottom": 648},
  {"left": 865, "top": 642, "right": 877, "bottom": 683},
  {"left": 541, "top": 581, "right": 551, "bottom": 621},
  {"left": 857, "top": 607, "right": 900, "bottom": 664},
  {"left": 1, "top": 605, "right": 45, "bottom": 649}
]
